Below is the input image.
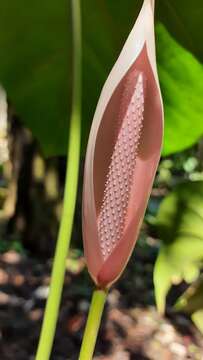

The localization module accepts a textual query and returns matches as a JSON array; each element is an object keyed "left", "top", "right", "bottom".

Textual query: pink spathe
[{"left": 82, "top": 0, "right": 163, "bottom": 287}]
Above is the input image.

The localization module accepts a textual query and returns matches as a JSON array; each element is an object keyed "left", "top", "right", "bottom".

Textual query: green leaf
[
  {"left": 154, "top": 181, "right": 203, "bottom": 313},
  {"left": 192, "top": 310, "right": 203, "bottom": 334},
  {"left": 175, "top": 277, "right": 203, "bottom": 313},
  {"left": 157, "top": 0, "right": 203, "bottom": 63},
  {"left": 175, "top": 277, "right": 203, "bottom": 334},
  {"left": 156, "top": 24, "right": 203, "bottom": 156},
  {"left": 0, "top": 2, "right": 203, "bottom": 155},
  {"left": 0, "top": 0, "right": 72, "bottom": 156},
  {"left": 154, "top": 248, "right": 182, "bottom": 314}
]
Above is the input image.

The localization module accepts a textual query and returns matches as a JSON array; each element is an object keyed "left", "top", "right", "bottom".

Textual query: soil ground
[{"left": 0, "top": 245, "right": 202, "bottom": 360}]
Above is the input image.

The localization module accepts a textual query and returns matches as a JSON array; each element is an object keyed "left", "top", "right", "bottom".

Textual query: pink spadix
[
  {"left": 82, "top": 0, "right": 163, "bottom": 288},
  {"left": 98, "top": 72, "right": 145, "bottom": 260}
]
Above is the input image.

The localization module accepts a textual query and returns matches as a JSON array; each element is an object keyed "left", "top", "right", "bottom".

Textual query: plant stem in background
[
  {"left": 79, "top": 289, "right": 108, "bottom": 360},
  {"left": 35, "top": 0, "right": 82, "bottom": 359}
]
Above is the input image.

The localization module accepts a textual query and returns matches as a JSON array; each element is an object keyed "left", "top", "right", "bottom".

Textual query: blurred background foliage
[
  {"left": 0, "top": 0, "right": 203, "bottom": 357},
  {"left": 0, "top": 0, "right": 203, "bottom": 156}
]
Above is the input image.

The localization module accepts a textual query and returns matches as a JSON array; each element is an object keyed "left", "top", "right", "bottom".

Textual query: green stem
[
  {"left": 35, "top": 0, "right": 82, "bottom": 359},
  {"left": 79, "top": 289, "right": 108, "bottom": 360}
]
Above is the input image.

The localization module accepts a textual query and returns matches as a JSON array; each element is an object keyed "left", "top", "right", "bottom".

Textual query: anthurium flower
[{"left": 82, "top": 0, "right": 163, "bottom": 288}]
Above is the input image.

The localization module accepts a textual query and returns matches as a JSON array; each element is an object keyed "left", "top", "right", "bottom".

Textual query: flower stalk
[
  {"left": 35, "top": 0, "right": 82, "bottom": 359},
  {"left": 79, "top": 289, "right": 108, "bottom": 360}
]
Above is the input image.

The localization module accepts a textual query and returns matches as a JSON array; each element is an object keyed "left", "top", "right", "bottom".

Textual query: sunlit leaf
[
  {"left": 154, "top": 248, "right": 181, "bottom": 314},
  {"left": 156, "top": 24, "right": 203, "bottom": 155},
  {"left": 175, "top": 276, "right": 203, "bottom": 334},
  {"left": 154, "top": 181, "right": 203, "bottom": 313},
  {"left": 192, "top": 310, "right": 203, "bottom": 334}
]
